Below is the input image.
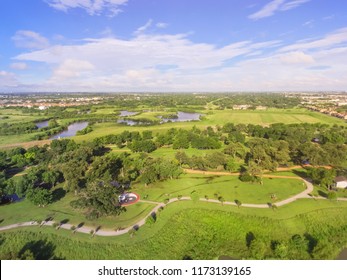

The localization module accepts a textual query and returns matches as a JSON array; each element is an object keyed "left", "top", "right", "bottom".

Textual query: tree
[
  {"left": 235, "top": 199, "right": 242, "bottom": 208},
  {"left": 327, "top": 191, "right": 337, "bottom": 200},
  {"left": 175, "top": 151, "right": 190, "bottom": 166},
  {"left": 307, "top": 168, "right": 336, "bottom": 189},
  {"left": 48, "top": 119, "right": 58, "bottom": 128},
  {"left": 249, "top": 239, "right": 267, "bottom": 259},
  {"left": 70, "top": 181, "right": 125, "bottom": 220},
  {"left": 26, "top": 187, "right": 53, "bottom": 207},
  {"left": 42, "top": 170, "right": 61, "bottom": 187}
]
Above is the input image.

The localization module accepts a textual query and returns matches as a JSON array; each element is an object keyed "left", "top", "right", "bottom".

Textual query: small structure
[
  {"left": 334, "top": 176, "right": 347, "bottom": 189},
  {"left": 118, "top": 192, "right": 140, "bottom": 206}
]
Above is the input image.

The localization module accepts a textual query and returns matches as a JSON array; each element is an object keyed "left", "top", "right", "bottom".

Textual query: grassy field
[
  {"left": 1, "top": 199, "right": 347, "bottom": 259},
  {"left": 131, "top": 173, "right": 305, "bottom": 204},
  {"left": 0, "top": 189, "right": 154, "bottom": 229}
]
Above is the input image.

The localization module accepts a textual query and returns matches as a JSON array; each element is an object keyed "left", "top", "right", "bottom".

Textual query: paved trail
[{"left": 0, "top": 169, "right": 343, "bottom": 237}]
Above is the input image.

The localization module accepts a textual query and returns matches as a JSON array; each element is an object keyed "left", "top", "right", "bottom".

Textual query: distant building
[
  {"left": 233, "top": 105, "right": 251, "bottom": 110},
  {"left": 334, "top": 176, "right": 347, "bottom": 189},
  {"left": 38, "top": 105, "right": 47, "bottom": 110}
]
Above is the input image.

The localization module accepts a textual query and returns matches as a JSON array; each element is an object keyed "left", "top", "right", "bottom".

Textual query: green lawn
[{"left": 132, "top": 173, "right": 305, "bottom": 204}]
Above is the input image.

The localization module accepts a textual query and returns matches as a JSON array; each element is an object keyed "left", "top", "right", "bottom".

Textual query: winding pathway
[{"left": 0, "top": 171, "right": 345, "bottom": 237}]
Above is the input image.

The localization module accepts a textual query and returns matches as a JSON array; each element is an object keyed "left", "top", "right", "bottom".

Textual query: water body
[
  {"left": 117, "top": 119, "right": 151, "bottom": 126},
  {"left": 119, "top": 110, "right": 138, "bottom": 117},
  {"left": 161, "top": 111, "right": 201, "bottom": 122},
  {"left": 49, "top": 122, "right": 88, "bottom": 139},
  {"left": 35, "top": 120, "right": 49, "bottom": 128},
  {"left": 336, "top": 248, "right": 347, "bottom": 260}
]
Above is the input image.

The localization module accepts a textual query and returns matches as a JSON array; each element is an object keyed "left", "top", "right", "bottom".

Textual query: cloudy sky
[{"left": 1, "top": 0, "right": 347, "bottom": 92}]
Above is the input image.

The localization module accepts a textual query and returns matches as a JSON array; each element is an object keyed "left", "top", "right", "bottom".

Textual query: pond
[
  {"left": 117, "top": 119, "right": 151, "bottom": 126},
  {"left": 35, "top": 120, "right": 49, "bottom": 128},
  {"left": 336, "top": 248, "right": 347, "bottom": 260},
  {"left": 161, "top": 111, "right": 201, "bottom": 122},
  {"left": 49, "top": 122, "right": 89, "bottom": 139},
  {"left": 119, "top": 110, "right": 138, "bottom": 117}
]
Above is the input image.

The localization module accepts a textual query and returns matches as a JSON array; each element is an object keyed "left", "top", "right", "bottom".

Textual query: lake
[
  {"left": 161, "top": 111, "right": 201, "bottom": 122},
  {"left": 35, "top": 120, "right": 49, "bottom": 128},
  {"left": 49, "top": 122, "right": 89, "bottom": 139},
  {"left": 119, "top": 110, "right": 138, "bottom": 117},
  {"left": 117, "top": 119, "right": 151, "bottom": 126}
]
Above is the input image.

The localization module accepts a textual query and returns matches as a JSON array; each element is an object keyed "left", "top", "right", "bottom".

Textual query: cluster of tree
[
  {"left": 140, "top": 158, "right": 183, "bottom": 185},
  {"left": 213, "top": 94, "right": 301, "bottom": 109},
  {"left": 76, "top": 125, "right": 93, "bottom": 135},
  {"left": 1, "top": 138, "right": 184, "bottom": 219},
  {"left": 175, "top": 151, "right": 238, "bottom": 171},
  {"left": 0, "top": 122, "right": 38, "bottom": 135}
]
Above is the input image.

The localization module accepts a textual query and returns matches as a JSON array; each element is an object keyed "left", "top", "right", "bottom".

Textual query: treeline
[
  {"left": 213, "top": 94, "right": 301, "bottom": 109},
  {"left": 0, "top": 139, "right": 182, "bottom": 219}
]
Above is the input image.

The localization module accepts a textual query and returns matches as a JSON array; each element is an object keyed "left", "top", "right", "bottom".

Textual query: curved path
[{"left": 0, "top": 172, "right": 344, "bottom": 237}]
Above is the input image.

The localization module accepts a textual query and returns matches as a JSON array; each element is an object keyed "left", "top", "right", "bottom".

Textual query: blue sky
[{"left": 1, "top": 0, "right": 347, "bottom": 92}]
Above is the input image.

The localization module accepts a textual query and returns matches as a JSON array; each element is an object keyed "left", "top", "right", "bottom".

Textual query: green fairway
[{"left": 132, "top": 173, "right": 305, "bottom": 204}]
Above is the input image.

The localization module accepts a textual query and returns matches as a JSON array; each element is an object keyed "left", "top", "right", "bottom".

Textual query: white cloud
[
  {"left": 12, "top": 30, "right": 49, "bottom": 49},
  {"left": 8, "top": 27, "right": 347, "bottom": 92},
  {"left": 279, "top": 51, "right": 315, "bottom": 64},
  {"left": 51, "top": 59, "right": 94, "bottom": 80},
  {"left": 249, "top": 0, "right": 310, "bottom": 20},
  {"left": 156, "top": 22, "right": 168, "bottom": 29},
  {"left": 10, "top": 62, "right": 28, "bottom": 70},
  {"left": 0, "top": 71, "right": 19, "bottom": 87},
  {"left": 45, "top": 0, "right": 128, "bottom": 16},
  {"left": 280, "top": 27, "right": 347, "bottom": 52},
  {"left": 134, "top": 19, "right": 153, "bottom": 35},
  {"left": 302, "top": 20, "right": 314, "bottom": 28}
]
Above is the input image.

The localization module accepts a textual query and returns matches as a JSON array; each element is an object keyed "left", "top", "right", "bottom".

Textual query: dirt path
[{"left": 183, "top": 168, "right": 302, "bottom": 179}]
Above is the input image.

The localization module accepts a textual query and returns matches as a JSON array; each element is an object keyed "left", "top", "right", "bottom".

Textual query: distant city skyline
[{"left": 1, "top": 0, "right": 347, "bottom": 92}]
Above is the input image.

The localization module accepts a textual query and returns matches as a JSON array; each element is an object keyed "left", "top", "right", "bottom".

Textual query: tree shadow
[
  {"left": 150, "top": 212, "right": 157, "bottom": 221},
  {"left": 5, "top": 167, "right": 25, "bottom": 178},
  {"left": 246, "top": 232, "right": 255, "bottom": 248},
  {"left": 51, "top": 188, "right": 67, "bottom": 202},
  {"left": 292, "top": 169, "right": 308, "bottom": 179},
  {"left": 60, "top": 218, "right": 69, "bottom": 225},
  {"left": 304, "top": 233, "right": 318, "bottom": 255},
  {"left": 318, "top": 190, "right": 327, "bottom": 198},
  {"left": 77, "top": 222, "right": 84, "bottom": 229},
  {"left": 95, "top": 226, "right": 102, "bottom": 233},
  {"left": 18, "top": 240, "right": 62, "bottom": 260}
]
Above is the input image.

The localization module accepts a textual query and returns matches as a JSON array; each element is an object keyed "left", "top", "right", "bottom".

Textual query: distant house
[{"left": 334, "top": 177, "right": 347, "bottom": 189}]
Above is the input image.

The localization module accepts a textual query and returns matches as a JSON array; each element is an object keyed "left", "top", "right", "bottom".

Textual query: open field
[{"left": 132, "top": 174, "right": 305, "bottom": 204}]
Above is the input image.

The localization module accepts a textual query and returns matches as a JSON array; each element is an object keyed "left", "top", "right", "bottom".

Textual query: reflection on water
[
  {"left": 119, "top": 110, "right": 138, "bottom": 117},
  {"left": 49, "top": 122, "right": 89, "bottom": 139},
  {"left": 35, "top": 120, "right": 49, "bottom": 128},
  {"left": 161, "top": 111, "right": 201, "bottom": 122}
]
